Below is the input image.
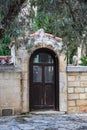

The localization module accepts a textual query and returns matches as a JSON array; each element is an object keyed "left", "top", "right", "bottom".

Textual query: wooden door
[{"left": 30, "top": 49, "right": 59, "bottom": 111}]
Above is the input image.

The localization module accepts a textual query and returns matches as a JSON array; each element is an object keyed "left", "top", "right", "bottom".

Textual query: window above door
[{"left": 33, "top": 52, "right": 54, "bottom": 63}]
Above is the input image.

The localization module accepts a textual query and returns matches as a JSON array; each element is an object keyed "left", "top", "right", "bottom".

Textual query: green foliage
[
  {"left": 79, "top": 56, "right": 87, "bottom": 66},
  {"left": 30, "top": 0, "right": 87, "bottom": 64},
  {"left": 0, "top": 11, "right": 4, "bottom": 22},
  {"left": 33, "top": 12, "right": 54, "bottom": 33},
  {"left": 0, "top": 35, "right": 11, "bottom": 55}
]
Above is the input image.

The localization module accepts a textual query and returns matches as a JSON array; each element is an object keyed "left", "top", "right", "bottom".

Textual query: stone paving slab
[{"left": 0, "top": 113, "right": 87, "bottom": 130}]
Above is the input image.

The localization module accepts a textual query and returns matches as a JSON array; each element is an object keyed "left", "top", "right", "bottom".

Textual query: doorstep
[{"left": 30, "top": 110, "right": 65, "bottom": 115}]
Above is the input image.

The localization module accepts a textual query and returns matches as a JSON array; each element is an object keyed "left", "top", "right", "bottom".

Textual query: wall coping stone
[
  {"left": 0, "top": 65, "right": 22, "bottom": 72},
  {"left": 67, "top": 66, "right": 87, "bottom": 72}
]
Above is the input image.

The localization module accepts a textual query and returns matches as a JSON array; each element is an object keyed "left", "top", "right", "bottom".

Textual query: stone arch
[{"left": 10, "top": 29, "right": 67, "bottom": 113}]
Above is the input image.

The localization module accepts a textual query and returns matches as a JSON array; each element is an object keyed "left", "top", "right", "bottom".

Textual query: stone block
[
  {"left": 22, "top": 72, "right": 28, "bottom": 80},
  {"left": 68, "top": 101, "right": 76, "bottom": 107},
  {"left": 76, "top": 100, "right": 87, "bottom": 106},
  {"left": 68, "top": 81, "right": 80, "bottom": 87},
  {"left": 68, "top": 106, "right": 79, "bottom": 113},
  {"left": 80, "top": 76, "right": 87, "bottom": 81},
  {"left": 59, "top": 54, "right": 67, "bottom": 72},
  {"left": 0, "top": 73, "right": 9, "bottom": 80},
  {"left": 79, "top": 94, "right": 87, "bottom": 99},
  {"left": 60, "top": 94, "right": 67, "bottom": 111},
  {"left": 67, "top": 72, "right": 79, "bottom": 76},
  {"left": 68, "top": 88, "right": 74, "bottom": 93},
  {"left": 68, "top": 76, "right": 76, "bottom": 81},
  {"left": 22, "top": 62, "right": 28, "bottom": 72},
  {"left": 81, "top": 82, "right": 87, "bottom": 87},
  {"left": 68, "top": 94, "right": 79, "bottom": 100},
  {"left": 85, "top": 88, "right": 87, "bottom": 92},
  {"left": 81, "top": 72, "right": 87, "bottom": 76},
  {"left": 79, "top": 106, "right": 87, "bottom": 112},
  {"left": 59, "top": 72, "right": 67, "bottom": 82},
  {"left": 75, "top": 88, "right": 84, "bottom": 93}
]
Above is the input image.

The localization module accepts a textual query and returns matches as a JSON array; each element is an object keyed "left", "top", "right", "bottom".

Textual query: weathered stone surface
[
  {"left": 67, "top": 70, "right": 87, "bottom": 113},
  {"left": 68, "top": 101, "right": 76, "bottom": 107},
  {"left": 59, "top": 54, "right": 67, "bottom": 72},
  {"left": 68, "top": 106, "right": 79, "bottom": 113},
  {"left": 68, "top": 81, "right": 80, "bottom": 87},
  {"left": 79, "top": 106, "right": 87, "bottom": 112},
  {"left": 81, "top": 82, "right": 87, "bottom": 87},
  {"left": 85, "top": 88, "right": 87, "bottom": 92},
  {"left": 67, "top": 66, "right": 87, "bottom": 72},
  {"left": 68, "top": 94, "right": 79, "bottom": 100},
  {"left": 1, "top": 113, "right": 87, "bottom": 130},
  {"left": 76, "top": 100, "right": 87, "bottom": 106},
  {"left": 75, "top": 88, "right": 84, "bottom": 93},
  {"left": 0, "top": 72, "right": 22, "bottom": 115},
  {"left": 80, "top": 76, "right": 87, "bottom": 81},
  {"left": 68, "top": 88, "right": 74, "bottom": 93},
  {"left": 68, "top": 76, "right": 76, "bottom": 81},
  {"left": 79, "top": 94, "right": 87, "bottom": 99}
]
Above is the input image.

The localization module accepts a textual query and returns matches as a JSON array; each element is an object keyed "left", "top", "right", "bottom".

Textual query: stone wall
[
  {"left": 0, "top": 66, "right": 22, "bottom": 116},
  {"left": 67, "top": 66, "right": 87, "bottom": 113}
]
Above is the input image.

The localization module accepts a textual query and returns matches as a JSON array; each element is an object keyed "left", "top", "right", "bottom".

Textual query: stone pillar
[{"left": 59, "top": 53, "right": 67, "bottom": 112}]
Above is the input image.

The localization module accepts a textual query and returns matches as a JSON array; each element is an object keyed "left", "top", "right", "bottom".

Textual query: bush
[
  {"left": 0, "top": 35, "right": 11, "bottom": 56},
  {"left": 79, "top": 56, "right": 87, "bottom": 66}
]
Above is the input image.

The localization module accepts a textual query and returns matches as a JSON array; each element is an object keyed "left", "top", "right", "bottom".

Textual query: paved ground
[{"left": 0, "top": 112, "right": 87, "bottom": 130}]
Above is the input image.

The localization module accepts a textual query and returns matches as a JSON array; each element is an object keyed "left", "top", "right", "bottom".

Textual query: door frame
[{"left": 29, "top": 48, "right": 59, "bottom": 111}]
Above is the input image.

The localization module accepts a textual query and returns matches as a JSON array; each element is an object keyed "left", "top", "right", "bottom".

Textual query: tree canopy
[
  {"left": 0, "top": 0, "right": 87, "bottom": 60},
  {"left": 30, "top": 0, "right": 87, "bottom": 63}
]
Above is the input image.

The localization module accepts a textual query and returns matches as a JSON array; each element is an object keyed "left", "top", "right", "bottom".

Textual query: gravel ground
[{"left": 0, "top": 113, "right": 87, "bottom": 130}]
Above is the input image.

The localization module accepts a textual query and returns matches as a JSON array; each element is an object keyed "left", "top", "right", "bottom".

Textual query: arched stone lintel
[{"left": 27, "top": 40, "right": 62, "bottom": 61}]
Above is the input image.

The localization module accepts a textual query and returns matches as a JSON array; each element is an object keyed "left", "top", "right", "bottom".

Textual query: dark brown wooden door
[{"left": 30, "top": 49, "right": 58, "bottom": 111}]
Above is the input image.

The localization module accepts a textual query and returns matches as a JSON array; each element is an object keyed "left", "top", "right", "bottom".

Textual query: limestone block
[
  {"left": 79, "top": 106, "right": 87, "bottom": 112},
  {"left": 22, "top": 79, "right": 29, "bottom": 113},
  {"left": 9, "top": 73, "right": 21, "bottom": 79},
  {"left": 0, "top": 86, "right": 21, "bottom": 108},
  {"left": 22, "top": 62, "right": 28, "bottom": 72},
  {"left": 81, "top": 82, "right": 87, "bottom": 87},
  {"left": 80, "top": 76, "right": 87, "bottom": 81},
  {"left": 22, "top": 79, "right": 29, "bottom": 88},
  {"left": 85, "top": 88, "right": 87, "bottom": 92},
  {"left": 0, "top": 73, "right": 9, "bottom": 80},
  {"left": 59, "top": 72, "right": 67, "bottom": 82},
  {"left": 75, "top": 88, "right": 84, "bottom": 93},
  {"left": 80, "top": 72, "right": 87, "bottom": 76},
  {"left": 68, "top": 106, "right": 79, "bottom": 113},
  {"left": 22, "top": 72, "right": 28, "bottom": 80},
  {"left": 76, "top": 100, "right": 87, "bottom": 106},
  {"left": 68, "top": 88, "right": 74, "bottom": 93},
  {"left": 59, "top": 72, "right": 67, "bottom": 93},
  {"left": 60, "top": 94, "right": 67, "bottom": 111},
  {"left": 68, "top": 101, "right": 76, "bottom": 107},
  {"left": 68, "top": 94, "right": 79, "bottom": 100},
  {"left": 68, "top": 81, "right": 80, "bottom": 87},
  {"left": 59, "top": 54, "right": 67, "bottom": 72},
  {"left": 68, "top": 76, "right": 76, "bottom": 81},
  {"left": 79, "top": 94, "right": 87, "bottom": 99},
  {"left": 68, "top": 72, "right": 79, "bottom": 76}
]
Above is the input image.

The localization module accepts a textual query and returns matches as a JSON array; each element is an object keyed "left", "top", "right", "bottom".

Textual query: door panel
[
  {"left": 33, "top": 65, "right": 42, "bottom": 82},
  {"left": 31, "top": 84, "right": 43, "bottom": 105},
  {"left": 45, "top": 84, "right": 54, "bottom": 106},
  {"left": 45, "top": 66, "right": 54, "bottom": 83}
]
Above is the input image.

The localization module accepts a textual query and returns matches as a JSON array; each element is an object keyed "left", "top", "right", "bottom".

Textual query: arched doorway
[{"left": 29, "top": 48, "right": 59, "bottom": 111}]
